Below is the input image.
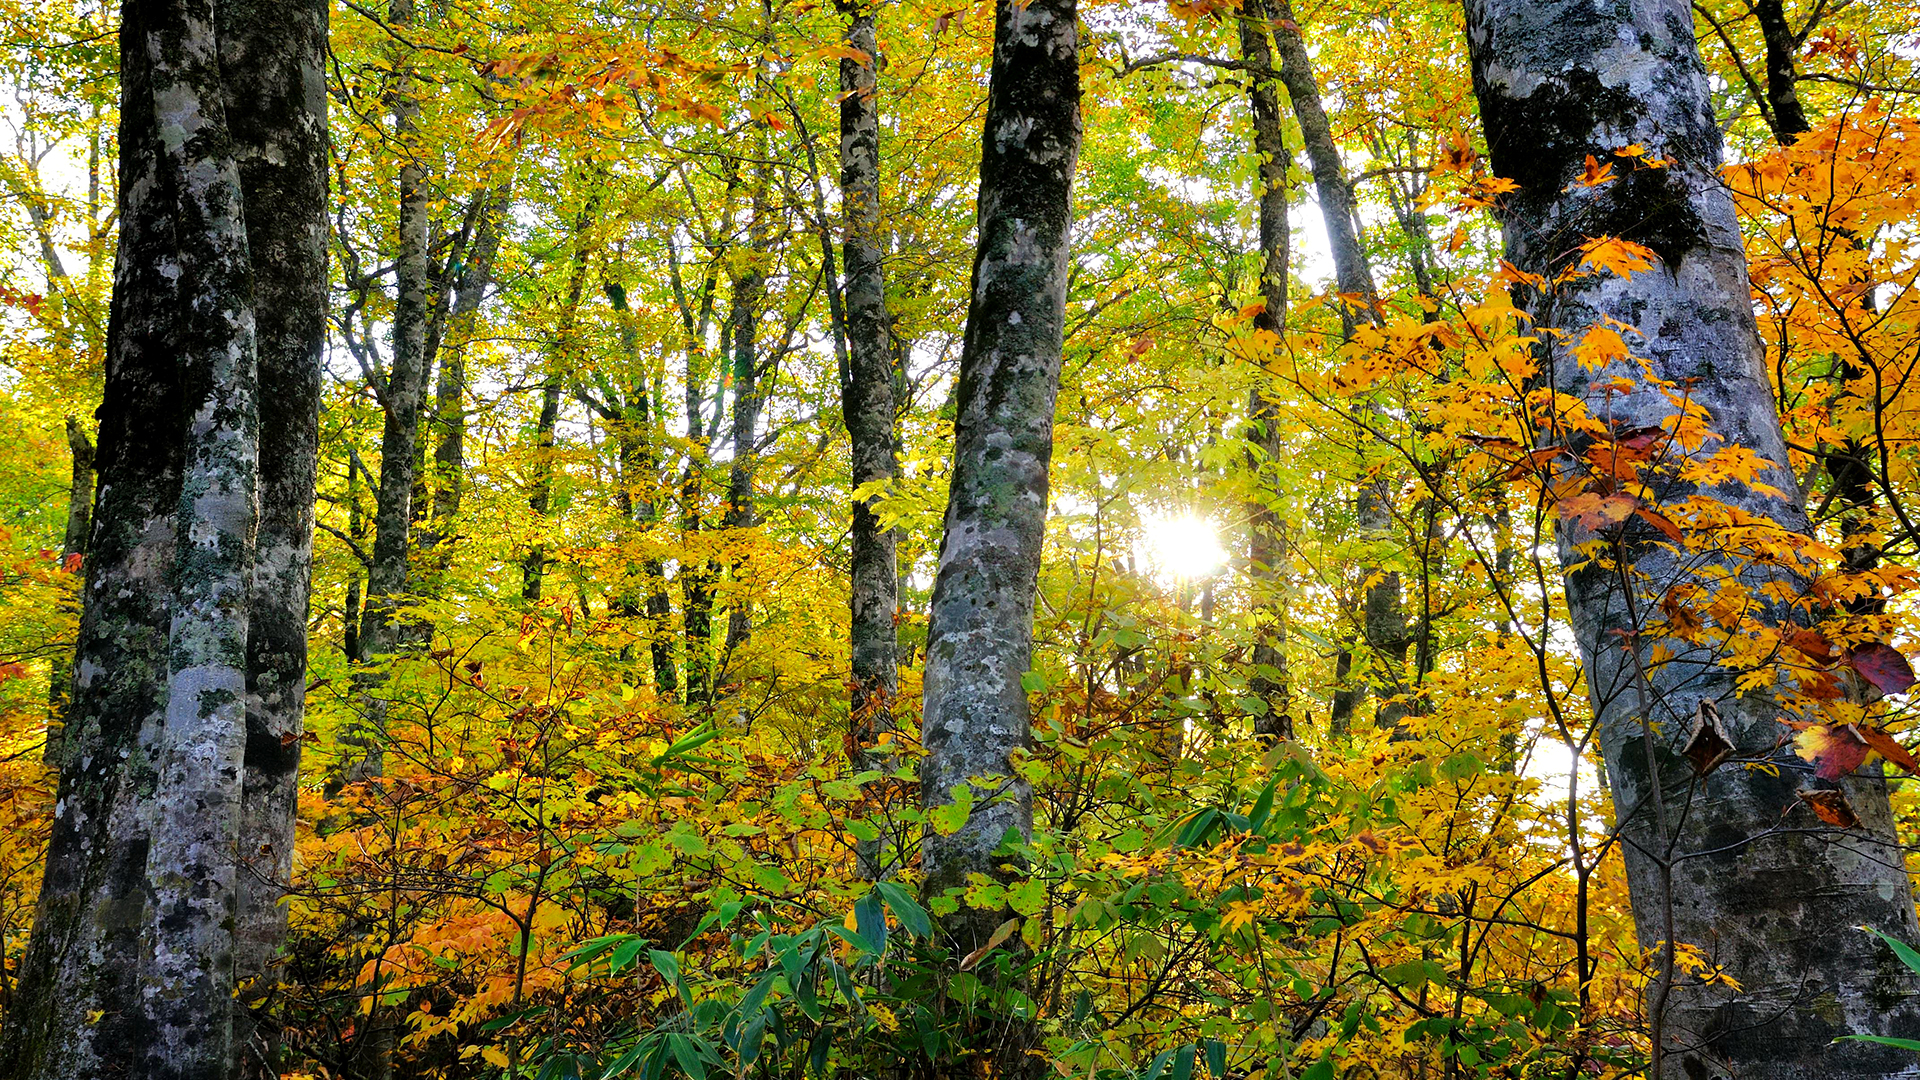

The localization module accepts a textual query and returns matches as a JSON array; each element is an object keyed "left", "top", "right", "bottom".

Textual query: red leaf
[
  {"left": 1848, "top": 642, "right": 1916, "bottom": 696},
  {"left": 1856, "top": 725, "right": 1920, "bottom": 775},
  {"left": 1795, "top": 723, "right": 1871, "bottom": 780}
]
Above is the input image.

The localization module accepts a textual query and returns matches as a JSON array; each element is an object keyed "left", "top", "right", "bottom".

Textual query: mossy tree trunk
[{"left": 1465, "top": 1, "right": 1920, "bottom": 1074}]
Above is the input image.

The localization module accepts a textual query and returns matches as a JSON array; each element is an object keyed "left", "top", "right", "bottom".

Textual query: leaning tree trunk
[
  {"left": 226, "top": 0, "right": 329, "bottom": 1066},
  {"left": 920, "top": 0, "right": 1081, "bottom": 968},
  {"left": 1465, "top": 1, "right": 1920, "bottom": 1075},
  {"left": 1235, "top": 0, "right": 1293, "bottom": 740}
]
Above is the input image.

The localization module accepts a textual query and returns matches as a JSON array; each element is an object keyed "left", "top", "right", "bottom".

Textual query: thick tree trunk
[
  {"left": 920, "top": 0, "right": 1081, "bottom": 963},
  {"left": 2, "top": 0, "right": 323, "bottom": 1072},
  {"left": 43, "top": 418, "right": 93, "bottom": 768},
  {"left": 224, "top": 0, "right": 328, "bottom": 1068},
  {"left": 0, "top": 3, "right": 188, "bottom": 1068},
  {"left": 1235, "top": 0, "right": 1293, "bottom": 740},
  {"left": 1466, "top": 2, "right": 1920, "bottom": 1075}
]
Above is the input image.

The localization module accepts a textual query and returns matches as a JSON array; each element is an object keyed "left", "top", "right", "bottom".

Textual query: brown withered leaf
[
  {"left": 1682, "top": 699, "right": 1734, "bottom": 776},
  {"left": 1796, "top": 787, "right": 1860, "bottom": 829},
  {"left": 958, "top": 917, "right": 1020, "bottom": 972}
]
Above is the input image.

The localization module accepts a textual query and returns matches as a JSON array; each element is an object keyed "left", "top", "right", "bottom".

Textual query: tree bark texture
[
  {"left": 1753, "top": 0, "right": 1811, "bottom": 144},
  {"left": 1465, "top": 1, "right": 1920, "bottom": 1074},
  {"left": 839, "top": 1, "right": 902, "bottom": 775},
  {"left": 919, "top": 0, "right": 1081, "bottom": 943},
  {"left": 724, "top": 159, "right": 771, "bottom": 653},
  {"left": 224, "top": 0, "right": 328, "bottom": 1063},
  {"left": 350, "top": 0, "right": 430, "bottom": 782},
  {"left": 1236, "top": 0, "right": 1294, "bottom": 740},
  {"left": 0, "top": 0, "right": 324, "bottom": 1073}
]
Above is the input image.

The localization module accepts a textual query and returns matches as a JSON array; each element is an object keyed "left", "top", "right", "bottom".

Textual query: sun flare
[{"left": 1140, "top": 512, "right": 1227, "bottom": 582}]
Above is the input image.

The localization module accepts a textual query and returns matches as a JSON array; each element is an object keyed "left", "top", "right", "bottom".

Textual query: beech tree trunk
[
  {"left": 1465, "top": 2, "right": 1920, "bottom": 1074},
  {"left": 350, "top": 0, "right": 430, "bottom": 782},
  {"left": 723, "top": 157, "right": 771, "bottom": 655},
  {"left": 839, "top": 0, "right": 901, "bottom": 764},
  {"left": 1235, "top": 0, "right": 1293, "bottom": 740},
  {"left": 0, "top": 0, "right": 324, "bottom": 1073},
  {"left": 919, "top": 0, "right": 1081, "bottom": 953},
  {"left": 226, "top": 0, "right": 328, "bottom": 1066},
  {"left": 1268, "top": 0, "right": 1407, "bottom": 732}
]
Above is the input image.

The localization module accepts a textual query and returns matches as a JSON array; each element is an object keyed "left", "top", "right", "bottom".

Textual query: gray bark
[
  {"left": 524, "top": 206, "right": 594, "bottom": 603},
  {"left": 1235, "top": 0, "right": 1293, "bottom": 740},
  {"left": 1465, "top": 1, "right": 1920, "bottom": 1074},
  {"left": 351, "top": 0, "right": 430, "bottom": 781},
  {"left": 225, "top": 0, "right": 328, "bottom": 1065},
  {"left": 723, "top": 161, "right": 771, "bottom": 653},
  {"left": 919, "top": 0, "right": 1081, "bottom": 955},
  {"left": 840, "top": 1, "right": 902, "bottom": 784},
  {"left": 1, "top": 0, "right": 324, "bottom": 1072},
  {"left": 420, "top": 184, "right": 507, "bottom": 586},
  {"left": 1269, "top": 0, "right": 1406, "bottom": 732}
]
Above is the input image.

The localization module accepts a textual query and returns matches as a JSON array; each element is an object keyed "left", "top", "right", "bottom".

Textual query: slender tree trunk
[
  {"left": 525, "top": 201, "right": 596, "bottom": 603},
  {"left": 1236, "top": 0, "right": 1293, "bottom": 740},
  {"left": 838, "top": 0, "right": 901, "bottom": 878},
  {"left": 920, "top": 0, "right": 1081, "bottom": 971},
  {"left": 420, "top": 184, "right": 507, "bottom": 589},
  {"left": 1269, "top": 0, "right": 1407, "bottom": 733},
  {"left": 344, "top": 453, "right": 365, "bottom": 663},
  {"left": 723, "top": 165, "right": 770, "bottom": 654},
  {"left": 351, "top": 0, "right": 430, "bottom": 782},
  {"left": 1465, "top": 2, "right": 1920, "bottom": 1074},
  {"left": 44, "top": 418, "right": 93, "bottom": 768},
  {"left": 225, "top": 0, "right": 328, "bottom": 1068}
]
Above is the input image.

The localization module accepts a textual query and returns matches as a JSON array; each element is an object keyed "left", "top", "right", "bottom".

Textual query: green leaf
[
  {"left": 875, "top": 881, "right": 932, "bottom": 938},
  {"left": 649, "top": 949, "right": 680, "bottom": 987},
  {"left": 1139, "top": 1048, "right": 1175, "bottom": 1080},
  {"left": 1865, "top": 926, "right": 1920, "bottom": 978},
  {"left": 1204, "top": 1040, "right": 1226, "bottom": 1078},
  {"left": 1172, "top": 1044, "right": 1196, "bottom": 1080},
  {"left": 1840, "top": 1034, "right": 1920, "bottom": 1051}
]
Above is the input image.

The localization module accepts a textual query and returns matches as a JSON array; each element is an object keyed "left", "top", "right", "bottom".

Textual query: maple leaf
[
  {"left": 1795, "top": 723, "right": 1872, "bottom": 780},
  {"left": 1569, "top": 154, "right": 1616, "bottom": 189},
  {"left": 1575, "top": 236, "right": 1658, "bottom": 279},
  {"left": 1571, "top": 325, "right": 1631, "bottom": 370},
  {"left": 1847, "top": 642, "right": 1916, "bottom": 696},
  {"left": 1557, "top": 492, "right": 1637, "bottom": 531},
  {"left": 1856, "top": 725, "right": 1920, "bottom": 775}
]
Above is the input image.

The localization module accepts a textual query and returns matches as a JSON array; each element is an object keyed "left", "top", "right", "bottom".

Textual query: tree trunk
[
  {"left": 1, "top": 0, "right": 323, "bottom": 1072},
  {"left": 920, "top": 0, "right": 1081, "bottom": 967},
  {"left": 43, "top": 418, "right": 93, "bottom": 769},
  {"left": 421, "top": 183, "right": 507, "bottom": 589},
  {"left": 225, "top": 0, "right": 328, "bottom": 1068},
  {"left": 1465, "top": 1, "right": 1920, "bottom": 1074},
  {"left": 351, "top": 0, "right": 431, "bottom": 782},
  {"left": 723, "top": 161, "right": 771, "bottom": 654},
  {"left": 1754, "top": 0, "right": 1811, "bottom": 145},
  {"left": 1235, "top": 0, "right": 1293, "bottom": 740}
]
